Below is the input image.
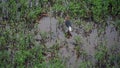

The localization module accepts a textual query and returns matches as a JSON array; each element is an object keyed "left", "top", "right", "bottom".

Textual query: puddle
[{"left": 35, "top": 17, "right": 120, "bottom": 68}]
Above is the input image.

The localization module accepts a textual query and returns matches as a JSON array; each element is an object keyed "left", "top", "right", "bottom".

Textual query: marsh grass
[
  {"left": 94, "top": 44, "right": 120, "bottom": 68},
  {"left": 0, "top": 22, "right": 66, "bottom": 68},
  {"left": 1, "top": 0, "right": 120, "bottom": 68}
]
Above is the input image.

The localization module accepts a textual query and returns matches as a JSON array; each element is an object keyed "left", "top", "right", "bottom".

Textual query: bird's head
[{"left": 65, "top": 15, "right": 70, "bottom": 20}]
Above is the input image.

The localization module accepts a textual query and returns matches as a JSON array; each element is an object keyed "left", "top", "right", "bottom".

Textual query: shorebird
[{"left": 64, "top": 16, "right": 72, "bottom": 38}]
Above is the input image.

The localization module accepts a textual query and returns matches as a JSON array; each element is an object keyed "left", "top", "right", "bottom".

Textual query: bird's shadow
[{"left": 65, "top": 31, "right": 72, "bottom": 39}]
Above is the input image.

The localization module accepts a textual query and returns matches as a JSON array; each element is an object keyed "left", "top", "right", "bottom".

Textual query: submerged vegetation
[{"left": 0, "top": 0, "right": 120, "bottom": 68}]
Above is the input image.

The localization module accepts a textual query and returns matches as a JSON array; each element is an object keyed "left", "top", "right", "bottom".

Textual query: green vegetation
[
  {"left": 79, "top": 61, "right": 93, "bottom": 68},
  {"left": 114, "top": 20, "right": 120, "bottom": 31},
  {"left": 0, "top": 0, "right": 120, "bottom": 68},
  {"left": 82, "top": 22, "right": 93, "bottom": 33},
  {"left": 1, "top": 0, "right": 120, "bottom": 23},
  {"left": 0, "top": 22, "right": 65, "bottom": 68},
  {"left": 94, "top": 44, "right": 120, "bottom": 68}
]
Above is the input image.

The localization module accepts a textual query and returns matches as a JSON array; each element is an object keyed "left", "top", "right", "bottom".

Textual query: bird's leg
[
  {"left": 68, "top": 31, "right": 72, "bottom": 37},
  {"left": 66, "top": 31, "right": 72, "bottom": 38}
]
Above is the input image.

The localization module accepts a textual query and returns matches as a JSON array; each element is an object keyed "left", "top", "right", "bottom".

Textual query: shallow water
[{"left": 36, "top": 17, "right": 120, "bottom": 68}]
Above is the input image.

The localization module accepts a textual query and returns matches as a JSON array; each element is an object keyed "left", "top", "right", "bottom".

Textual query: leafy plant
[
  {"left": 82, "top": 22, "right": 93, "bottom": 33},
  {"left": 74, "top": 35, "right": 82, "bottom": 45},
  {"left": 79, "top": 61, "right": 93, "bottom": 68}
]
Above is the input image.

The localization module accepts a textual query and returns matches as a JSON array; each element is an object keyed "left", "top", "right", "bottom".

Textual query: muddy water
[{"left": 36, "top": 17, "right": 120, "bottom": 68}]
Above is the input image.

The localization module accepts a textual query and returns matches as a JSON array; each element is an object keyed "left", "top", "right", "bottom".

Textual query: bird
[
  {"left": 64, "top": 16, "right": 72, "bottom": 38},
  {"left": 64, "top": 16, "right": 72, "bottom": 32}
]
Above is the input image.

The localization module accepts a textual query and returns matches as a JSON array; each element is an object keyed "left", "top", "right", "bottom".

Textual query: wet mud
[{"left": 34, "top": 17, "right": 120, "bottom": 68}]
